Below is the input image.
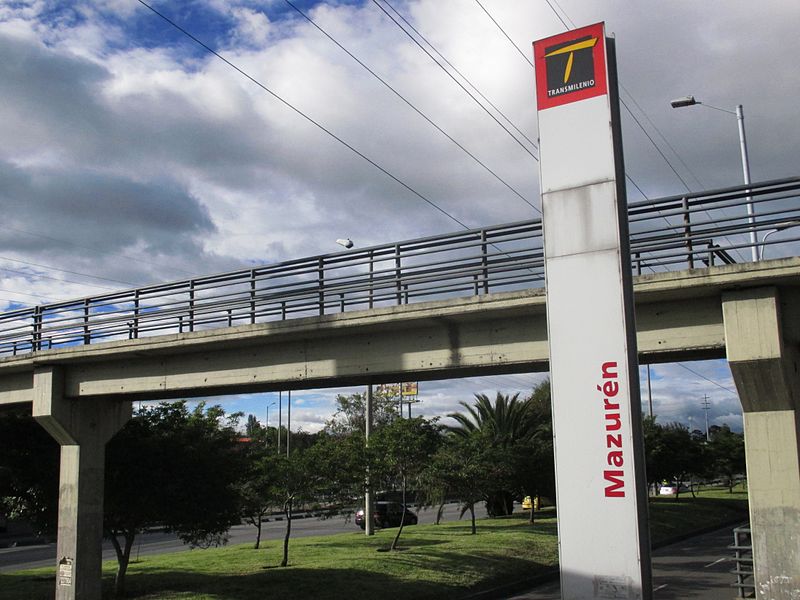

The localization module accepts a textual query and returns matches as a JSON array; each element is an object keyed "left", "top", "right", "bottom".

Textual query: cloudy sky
[{"left": 2, "top": 0, "right": 798, "bottom": 433}]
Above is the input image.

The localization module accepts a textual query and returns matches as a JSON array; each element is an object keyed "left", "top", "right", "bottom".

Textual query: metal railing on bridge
[{"left": 1, "top": 177, "right": 799, "bottom": 356}]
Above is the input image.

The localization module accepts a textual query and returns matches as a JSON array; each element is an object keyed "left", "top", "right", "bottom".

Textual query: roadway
[{"left": 0, "top": 502, "right": 487, "bottom": 573}]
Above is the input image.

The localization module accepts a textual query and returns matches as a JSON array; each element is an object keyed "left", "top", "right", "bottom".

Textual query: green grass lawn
[{"left": 0, "top": 488, "right": 749, "bottom": 600}]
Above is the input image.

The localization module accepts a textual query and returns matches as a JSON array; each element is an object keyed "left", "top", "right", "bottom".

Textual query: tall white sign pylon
[{"left": 533, "top": 22, "right": 652, "bottom": 600}]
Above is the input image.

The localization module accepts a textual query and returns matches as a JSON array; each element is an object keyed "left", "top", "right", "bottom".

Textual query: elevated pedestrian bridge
[
  {"left": 1, "top": 178, "right": 799, "bottom": 600},
  {"left": 0, "top": 177, "right": 798, "bottom": 403},
  {"left": 0, "top": 257, "right": 798, "bottom": 404}
]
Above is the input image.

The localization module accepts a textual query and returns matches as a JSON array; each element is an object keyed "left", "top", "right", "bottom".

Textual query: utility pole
[
  {"left": 701, "top": 395, "right": 711, "bottom": 441},
  {"left": 287, "top": 390, "right": 291, "bottom": 457},
  {"left": 278, "top": 391, "right": 282, "bottom": 454},
  {"left": 365, "top": 384, "right": 374, "bottom": 536},
  {"left": 646, "top": 365, "right": 653, "bottom": 419}
]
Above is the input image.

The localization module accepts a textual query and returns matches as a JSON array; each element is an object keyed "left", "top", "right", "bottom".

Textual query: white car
[{"left": 659, "top": 483, "right": 689, "bottom": 495}]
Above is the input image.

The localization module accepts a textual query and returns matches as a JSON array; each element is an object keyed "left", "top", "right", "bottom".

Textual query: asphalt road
[
  {"left": 0, "top": 502, "right": 487, "bottom": 573},
  {"left": 507, "top": 523, "right": 750, "bottom": 600}
]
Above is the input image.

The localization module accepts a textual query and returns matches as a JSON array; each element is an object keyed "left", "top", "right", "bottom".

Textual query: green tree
[
  {"left": 260, "top": 432, "right": 366, "bottom": 567},
  {"left": 644, "top": 419, "right": 706, "bottom": 499},
  {"left": 323, "top": 389, "right": 400, "bottom": 435},
  {"left": 447, "top": 392, "right": 531, "bottom": 516},
  {"left": 518, "top": 381, "right": 555, "bottom": 523},
  {"left": 707, "top": 424, "right": 745, "bottom": 492},
  {"left": 245, "top": 414, "right": 260, "bottom": 437},
  {"left": 421, "top": 435, "right": 491, "bottom": 534},
  {"left": 0, "top": 408, "right": 59, "bottom": 536},
  {"left": 104, "top": 402, "right": 246, "bottom": 596},
  {"left": 371, "top": 417, "right": 441, "bottom": 550}
]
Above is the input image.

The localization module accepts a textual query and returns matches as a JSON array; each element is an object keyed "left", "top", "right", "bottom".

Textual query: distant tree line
[{"left": 0, "top": 382, "right": 745, "bottom": 597}]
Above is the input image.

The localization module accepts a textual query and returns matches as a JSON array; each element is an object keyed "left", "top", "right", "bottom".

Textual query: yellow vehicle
[{"left": 522, "top": 496, "right": 539, "bottom": 510}]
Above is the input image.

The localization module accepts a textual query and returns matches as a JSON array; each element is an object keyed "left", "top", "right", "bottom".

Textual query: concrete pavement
[{"left": 506, "top": 523, "right": 749, "bottom": 600}]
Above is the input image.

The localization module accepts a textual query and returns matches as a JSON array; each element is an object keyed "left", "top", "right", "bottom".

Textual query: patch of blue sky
[{"left": 108, "top": 1, "right": 240, "bottom": 61}]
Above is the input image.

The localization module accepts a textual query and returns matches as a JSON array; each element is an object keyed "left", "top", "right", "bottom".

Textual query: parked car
[
  {"left": 355, "top": 501, "right": 418, "bottom": 529},
  {"left": 659, "top": 483, "right": 690, "bottom": 495}
]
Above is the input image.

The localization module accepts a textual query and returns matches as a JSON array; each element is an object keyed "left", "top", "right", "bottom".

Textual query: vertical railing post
[
  {"left": 368, "top": 250, "right": 374, "bottom": 309},
  {"left": 318, "top": 258, "right": 325, "bottom": 316},
  {"left": 481, "top": 229, "right": 489, "bottom": 294},
  {"left": 339, "top": 294, "right": 345, "bottom": 313},
  {"left": 227, "top": 309, "right": 233, "bottom": 327},
  {"left": 634, "top": 252, "right": 642, "bottom": 276},
  {"left": 394, "top": 244, "right": 402, "bottom": 305},
  {"left": 83, "top": 299, "right": 90, "bottom": 345},
  {"left": 133, "top": 291, "right": 140, "bottom": 339},
  {"left": 33, "top": 306, "right": 42, "bottom": 351},
  {"left": 188, "top": 280, "right": 195, "bottom": 332},
  {"left": 250, "top": 269, "right": 256, "bottom": 325},
  {"left": 682, "top": 196, "right": 694, "bottom": 269}
]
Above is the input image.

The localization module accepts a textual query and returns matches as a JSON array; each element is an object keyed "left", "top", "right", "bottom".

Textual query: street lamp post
[
  {"left": 670, "top": 96, "right": 757, "bottom": 261},
  {"left": 335, "top": 236, "right": 374, "bottom": 536},
  {"left": 266, "top": 401, "right": 276, "bottom": 447},
  {"left": 759, "top": 220, "right": 800, "bottom": 260}
]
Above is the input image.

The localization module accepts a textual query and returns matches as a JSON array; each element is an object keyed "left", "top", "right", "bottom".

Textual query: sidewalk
[{"left": 503, "top": 524, "right": 746, "bottom": 600}]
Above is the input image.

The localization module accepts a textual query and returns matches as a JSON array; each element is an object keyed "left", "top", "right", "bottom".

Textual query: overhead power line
[
  {"left": 136, "top": 0, "right": 473, "bottom": 231},
  {"left": 371, "top": 0, "right": 539, "bottom": 161},
  {"left": 473, "top": 0, "right": 534, "bottom": 68},
  {"left": 0, "top": 225, "right": 200, "bottom": 278},
  {"left": 0, "top": 255, "right": 140, "bottom": 287},
  {"left": 677, "top": 363, "right": 738, "bottom": 395},
  {"left": 378, "top": 0, "right": 539, "bottom": 152},
  {"left": 283, "top": 0, "right": 538, "bottom": 212}
]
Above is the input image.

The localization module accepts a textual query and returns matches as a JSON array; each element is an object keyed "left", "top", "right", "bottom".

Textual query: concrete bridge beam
[
  {"left": 32, "top": 366, "right": 131, "bottom": 600},
  {"left": 722, "top": 287, "right": 800, "bottom": 600}
]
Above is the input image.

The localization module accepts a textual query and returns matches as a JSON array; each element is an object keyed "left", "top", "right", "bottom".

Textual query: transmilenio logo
[
  {"left": 544, "top": 35, "right": 598, "bottom": 100},
  {"left": 533, "top": 23, "right": 607, "bottom": 110}
]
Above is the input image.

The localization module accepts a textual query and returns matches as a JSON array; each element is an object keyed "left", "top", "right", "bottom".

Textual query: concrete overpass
[{"left": 1, "top": 257, "right": 799, "bottom": 599}]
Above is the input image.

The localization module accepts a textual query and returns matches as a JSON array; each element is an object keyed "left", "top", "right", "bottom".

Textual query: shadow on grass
[
  {"left": 0, "top": 551, "right": 557, "bottom": 600},
  {"left": 123, "top": 565, "right": 509, "bottom": 600}
]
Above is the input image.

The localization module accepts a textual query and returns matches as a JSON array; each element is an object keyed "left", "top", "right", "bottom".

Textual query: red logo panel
[{"left": 533, "top": 22, "right": 607, "bottom": 111}]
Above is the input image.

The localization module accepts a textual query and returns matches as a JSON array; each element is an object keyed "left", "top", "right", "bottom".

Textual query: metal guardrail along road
[{"left": 1, "top": 177, "right": 799, "bottom": 356}]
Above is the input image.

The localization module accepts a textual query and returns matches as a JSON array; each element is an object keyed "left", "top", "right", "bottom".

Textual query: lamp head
[
  {"left": 670, "top": 95, "right": 697, "bottom": 108},
  {"left": 335, "top": 238, "right": 354, "bottom": 249}
]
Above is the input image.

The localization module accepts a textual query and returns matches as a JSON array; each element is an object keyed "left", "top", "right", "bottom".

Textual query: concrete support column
[
  {"left": 722, "top": 287, "right": 800, "bottom": 600},
  {"left": 32, "top": 367, "right": 131, "bottom": 600}
]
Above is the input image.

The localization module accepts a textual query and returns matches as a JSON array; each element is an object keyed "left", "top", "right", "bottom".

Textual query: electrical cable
[
  {"left": 283, "top": 0, "right": 539, "bottom": 212},
  {"left": 0, "top": 266, "right": 120, "bottom": 292},
  {"left": 486, "top": 1, "right": 746, "bottom": 263},
  {"left": 473, "top": 0, "right": 534, "bottom": 68},
  {"left": 371, "top": 0, "right": 538, "bottom": 161},
  {"left": 0, "top": 255, "right": 139, "bottom": 287},
  {"left": 676, "top": 363, "right": 738, "bottom": 395},
  {"left": 379, "top": 0, "right": 539, "bottom": 151},
  {"left": 0, "top": 225, "right": 200, "bottom": 278},
  {"left": 136, "top": 0, "right": 473, "bottom": 231}
]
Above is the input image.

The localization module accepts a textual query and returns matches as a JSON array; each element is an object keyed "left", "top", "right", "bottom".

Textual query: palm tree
[
  {"left": 447, "top": 392, "right": 529, "bottom": 445},
  {"left": 447, "top": 392, "right": 532, "bottom": 516}
]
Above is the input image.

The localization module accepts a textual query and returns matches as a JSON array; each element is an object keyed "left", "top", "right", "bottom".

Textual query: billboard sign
[{"left": 533, "top": 22, "right": 652, "bottom": 600}]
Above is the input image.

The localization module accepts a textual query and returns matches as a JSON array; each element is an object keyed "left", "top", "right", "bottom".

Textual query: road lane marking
[{"left": 704, "top": 557, "right": 728, "bottom": 568}]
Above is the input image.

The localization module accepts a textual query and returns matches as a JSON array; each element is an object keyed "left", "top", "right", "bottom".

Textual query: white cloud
[{"left": 2, "top": 0, "right": 793, "bottom": 428}]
